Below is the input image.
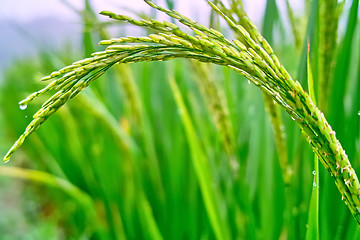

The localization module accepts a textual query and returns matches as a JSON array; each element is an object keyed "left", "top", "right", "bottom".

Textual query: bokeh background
[{"left": 0, "top": 0, "right": 359, "bottom": 239}]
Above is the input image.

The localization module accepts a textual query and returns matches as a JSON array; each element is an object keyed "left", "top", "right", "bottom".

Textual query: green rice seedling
[{"left": 2, "top": 0, "right": 360, "bottom": 234}]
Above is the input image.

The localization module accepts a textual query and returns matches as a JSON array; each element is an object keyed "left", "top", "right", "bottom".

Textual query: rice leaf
[{"left": 169, "top": 76, "right": 231, "bottom": 240}]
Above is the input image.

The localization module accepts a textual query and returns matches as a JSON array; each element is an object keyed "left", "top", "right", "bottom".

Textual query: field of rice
[{"left": 0, "top": 0, "right": 359, "bottom": 239}]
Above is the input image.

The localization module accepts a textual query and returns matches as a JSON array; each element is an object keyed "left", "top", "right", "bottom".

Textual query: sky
[
  {"left": 0, "top": 0, "right": 303, "bottom": 24},
  {"left": 0, "top": 0, "right": 306, "bottom": 38},
  {"left": 0, "top": 0, "right": 304, "bottom": 75},
  {"left": 0, "top": 0, "right": 211, "bottom": 22}
]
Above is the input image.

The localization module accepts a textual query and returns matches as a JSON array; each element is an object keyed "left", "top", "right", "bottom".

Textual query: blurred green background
[{"left": 0, "top": 0, "right": 359, "bottom": 239}]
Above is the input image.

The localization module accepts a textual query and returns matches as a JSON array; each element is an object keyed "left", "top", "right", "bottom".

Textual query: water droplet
[
  {"left": 248, "top": 80, "right": 251, "bottom": 84},
  {"left": 19, "top": 104, "right": 27, "bottom": 110},
  {"left": 25, "top": 115, "right": 28, "bottom": 118},
  {"left": 313, "top": 182, "right": 317, "bottom": 187},
  {"left": 358, "top": 111, "right": 360, "bottom": 116},
  {"left": 312, "top": 171, "right": 316, "bottom": 175}
]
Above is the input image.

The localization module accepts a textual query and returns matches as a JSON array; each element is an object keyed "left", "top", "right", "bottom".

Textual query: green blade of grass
[
  {"left": 307, "top": 43, "right": 316, "bottom": 103},
  {"left": 305, "top": 42, "right": 319, "bottom": 240},
  {"left": 169, "top": 75, "right": 231, "bottom": 240},
  {"left": 318, "top": 0, "right": 339, "bottom": 112},
  {"left": 77, "top": 89, "right": 141, "bottom": 154},
  {"left": 0, "top": 166, "right": 100, "bottom": 237},
  {"left": 139, "top": 192, "right": 163, "bottom": 240},
  {"left": 297, "top": 0, "right": 319, "bottom": 86},
  {"left": 285, "top": 0, "right": 302, "bottom": 50},
  {"left": 82, "top": 0, "right": 96, "bottom": 57}
]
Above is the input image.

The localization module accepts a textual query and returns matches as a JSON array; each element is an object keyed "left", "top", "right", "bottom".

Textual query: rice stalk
[
  {"left": 114, "top": 64, "right": 166, "bottom": 202},
  {"left": 285, "top": 0, "right": 303, "bottom": 51},
  {"left": 318, "top": 0, "right": 340, "bottom": 112},
  {"left": 191, "top": 61, "right": 238, "bottom": 173},
  {"left": 169, "top": 76, "right": 231, "bottom": 240},
  {"left": 305, "top": 44, "right": 319, "bottom": 240},
  {"left": 3, "top": 0, "right": 360, "bottom": 224}
]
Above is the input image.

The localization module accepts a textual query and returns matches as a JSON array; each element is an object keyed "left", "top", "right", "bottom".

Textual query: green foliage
[{"left": 0, "top": 0, "right": 359, "bottom": 239}]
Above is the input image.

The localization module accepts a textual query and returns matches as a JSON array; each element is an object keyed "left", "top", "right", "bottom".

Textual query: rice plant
[{"left": 1, "top": 0, "right": 359, "bottom": 239}]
